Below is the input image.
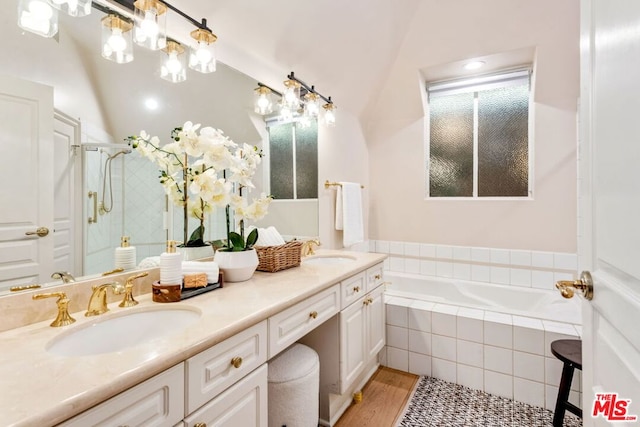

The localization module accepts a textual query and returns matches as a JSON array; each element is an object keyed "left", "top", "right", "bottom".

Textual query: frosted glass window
[
  {"left": 427, "top": 70, "right": 530, "bottom": 198},
  {"left": 429, "top": 93, "right": 474, "bottom": 197},
  {"left": 478, "top": 85, "right": 529, "bottom": 196},
  {"left": 295, "top": 121, "right": 319, "bottom": 199},
  {"left": 268, "top": 123, "right": 294, "bottom": 199},
  {"left": 268, "top": 121, "right": 318, "bottom": 200}
]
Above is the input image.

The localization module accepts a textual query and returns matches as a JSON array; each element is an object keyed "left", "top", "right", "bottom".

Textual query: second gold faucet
[{"left": 85, "top": 272, "right": 149, "bottom": 316}]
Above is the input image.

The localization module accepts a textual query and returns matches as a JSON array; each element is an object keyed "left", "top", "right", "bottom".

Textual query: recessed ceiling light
[
  {"left": 145, "top": 98, "right": 159, "bottom": 110},
  {"left": 464, "top": 61, "right": 486, "bottom": 70}
]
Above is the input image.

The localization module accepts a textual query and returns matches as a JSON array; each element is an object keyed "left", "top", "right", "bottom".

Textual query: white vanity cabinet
[
  {"left": 339, "top": 282, "right": 385, "bottom": 394},
  {"left": 183, "top": 321, "right": 268, "bottom": 427},
  {"left": 183, "top": 364, "right": 267, "bottom": 427},
  {"left": 268, "top": 284, "right": 340, "bottom": 358},
  {"left": 60, "top": 363, "right": 185, "bottom": 427},
  {"left": 300, "top": 263, "right": 386, "bottom": 425}
]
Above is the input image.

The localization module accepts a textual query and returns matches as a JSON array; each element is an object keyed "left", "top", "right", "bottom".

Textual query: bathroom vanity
[{"left": 0, "top": 250, "right": 386, "bottom": 427}]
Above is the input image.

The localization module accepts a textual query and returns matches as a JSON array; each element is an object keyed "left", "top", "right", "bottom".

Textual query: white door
[
  {"left": 580, "top": 1, "right": 640, "bottom": 425},
  {"left": 0, "top": 75, "right": 54, "bottom": 290},
  {"left": 53, "top": 111, "right": 81, "bottom": 276}
]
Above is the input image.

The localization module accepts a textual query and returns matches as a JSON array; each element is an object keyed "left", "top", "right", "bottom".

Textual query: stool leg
[{"left": 553, "top": 363, "right": 575, "bottom": 427}]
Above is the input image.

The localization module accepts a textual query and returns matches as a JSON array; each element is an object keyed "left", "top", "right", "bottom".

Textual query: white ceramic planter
[
  {"left": 178, "top": 245, "right": 215, "bottom": 261},
  {"left": 214, "top": 249, "right": 259, "bottom": 282}
]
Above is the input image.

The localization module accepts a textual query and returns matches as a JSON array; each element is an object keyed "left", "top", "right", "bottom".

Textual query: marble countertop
[{"left": 0, "top": 250, "right": 386, "bottom": 427}]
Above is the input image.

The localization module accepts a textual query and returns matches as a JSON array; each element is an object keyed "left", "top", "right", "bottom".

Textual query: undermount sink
[
  {"left": 303, "top": 255, "right": 357, "bottom": 266},
  {"left": 47, "top": 307, "right": 201, "bottom": 357}
]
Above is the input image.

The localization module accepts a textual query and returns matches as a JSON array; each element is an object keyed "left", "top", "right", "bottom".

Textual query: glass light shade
[
  {"left": 279, "top": 102, "right": 294, "bottom": 122},
  {"left": 282, "top": 79, "right": 301, "bottom": 110},
  {"left": 323, "top": 103, "right": 336, "bottom": 127},
  {"left": 254, "top": 86, "right": 273, "bottom": 115},
  {"left": 303, "top": 92, "right": 320, "bottom": 118},
  {"left": 133, "top": 0, "right": 167, "bottom": 50},
  {"left": 160, "top": 40, "right": 187, "bottom": 83},
  {"left": 101, "top": 15, "right": 134, "bottom": 64},
  {"left": 189, "top": 28, "right": 217, "bottom": 73},
  {"left": 18, "top": 0, "right": 58, "bottom": 38},
  {"left": 50, "top": 0, "right": 91, "bottom": 17}
]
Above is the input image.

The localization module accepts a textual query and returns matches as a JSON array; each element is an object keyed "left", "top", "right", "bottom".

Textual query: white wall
[{"left": 365, "top": 0, "right": 579, "bottom": 253}]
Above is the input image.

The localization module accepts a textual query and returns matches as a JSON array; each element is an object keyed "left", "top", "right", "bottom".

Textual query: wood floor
[{"left": 334, "top": 367, "right": 419, "bottom": 427}]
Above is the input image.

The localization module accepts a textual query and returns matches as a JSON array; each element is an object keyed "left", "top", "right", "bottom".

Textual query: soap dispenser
[
  {"left": 114, "top": 236, "right": 136, "bottom": 270},
  {"left": 160, "top": 240, "right": 182, "bottom": 285}
]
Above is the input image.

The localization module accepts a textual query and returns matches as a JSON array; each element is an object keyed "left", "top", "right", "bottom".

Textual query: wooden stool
[{"left": 551, "top": 339, "right": 582, "bottom": 427}]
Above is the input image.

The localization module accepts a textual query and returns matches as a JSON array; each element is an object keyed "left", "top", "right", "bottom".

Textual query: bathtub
[{"left": 384, "top": 271, "right": 581, "bottom": 325}]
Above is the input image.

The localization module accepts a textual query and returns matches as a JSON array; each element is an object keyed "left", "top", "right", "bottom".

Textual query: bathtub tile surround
[
  {"left": 382, "top": 298, "right": 582, "bottom": 412},
  {"left": 372, "top": 240, "right": 578, "bottom": 292}
]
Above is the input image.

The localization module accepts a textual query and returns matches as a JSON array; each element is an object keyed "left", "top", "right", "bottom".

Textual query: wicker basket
[{"left": 255, "top": 240, "right": 303, "bottom": 273}]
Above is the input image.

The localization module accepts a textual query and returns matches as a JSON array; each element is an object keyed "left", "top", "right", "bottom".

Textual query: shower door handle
[
  {"left": 88, "top": 191, "right": 98, "bottom": 224},
  {"left": 25, "top": 227, "right": 49, "bottom": 237}
]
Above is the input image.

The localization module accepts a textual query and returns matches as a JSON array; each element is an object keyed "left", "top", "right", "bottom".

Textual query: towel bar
[{"left": 324, "top": 180, "right": 364, "bottom": 189}]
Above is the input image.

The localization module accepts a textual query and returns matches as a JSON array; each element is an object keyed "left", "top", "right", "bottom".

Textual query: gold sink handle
[
  {"left": 32, "top": 292, "right": 76, "bottom": 327},
  {"left": 555, "top": 271, "right": 594, "bottom": 301},
  {"left": 119, "top": 272, "right": 149, "bottom": 308}
]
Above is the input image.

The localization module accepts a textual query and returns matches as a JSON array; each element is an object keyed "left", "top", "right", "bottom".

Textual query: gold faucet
[
  {"left": 32, "top": 292, "right": 76, "bottom": 327},
  {"left": 119, "top": 272, "right": 149, "bottom": 308},
  {"left": 51, "top": 271, "right": 75, "bottom": 284},
  {"left": 85, "top": 282, "right": 124, "bottom": 317},
  {"left": 301, "top": 239, "right": 321, "bottom": 257}
]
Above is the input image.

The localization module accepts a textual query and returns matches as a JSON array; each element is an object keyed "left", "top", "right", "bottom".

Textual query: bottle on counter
[
  {"left": 114, "top": 236, "right": 136, "bottom": 270},
  {"left": 160, "top": 240, "right": 182, "bottom": 285}
]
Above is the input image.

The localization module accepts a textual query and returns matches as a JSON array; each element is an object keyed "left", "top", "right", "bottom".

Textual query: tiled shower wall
[{"left": 369, "top": 240, "right": 578, "bottom": 292}]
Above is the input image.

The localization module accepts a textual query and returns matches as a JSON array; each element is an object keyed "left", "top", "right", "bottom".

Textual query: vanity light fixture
[
  {"left": 101, "top": 14, "right": 134, "bottom": 64},
  {"left": 189, "top": 21, "right": 217, "bottom": 73},
  {"left": 17, "top": 0, "right": 59, "bottom": 38},
  {"left": 255, "top": 72, "right": 337, "bottom": 126},
  {"left": 464, "top": 60, "right": 486, "bottom": 70},
  {"left": 254, "top": 85, "right": 274, "bottom": 115},
  {"left": 50, "top": 0, "right": 91, "bottom": 17},
  {"left": 160, "top": 40, "right": 187, "bottom": 83},
  {"left": 133, "top": 0, "right": 167, "bottom": 50}
]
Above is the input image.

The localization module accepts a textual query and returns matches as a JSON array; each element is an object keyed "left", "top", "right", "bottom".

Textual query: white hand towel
[
  {"left": 339, "top": 182, "right": 364, "bottom": 247},
  {"left": 335, "top": 186, "right": 344, "bottom": 231}
]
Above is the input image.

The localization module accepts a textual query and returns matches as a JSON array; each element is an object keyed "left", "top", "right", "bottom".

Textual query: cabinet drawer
[
  {"left": 60, "top": 363, "right": 184, "bottom": 427},
  {"left": 340, "top": 271, "right": 366, "bottom": 309},
  {"left": 366, "top": 263, "right": 384, "bottom": 293},
  {"left": 186, "top": 321, "right": 267, "bottom": 414},
  {"left": 184, "top": 364, "right": 268, "bottom": 427},
  {"left": 268, "top": 284, "right": 340, "bottom": 358}
]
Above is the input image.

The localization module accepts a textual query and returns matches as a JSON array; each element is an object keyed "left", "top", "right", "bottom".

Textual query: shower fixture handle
[
  {"left": 25, "top": 227, "right": 49, "bottom": 237},
  {"left": 555, "top": 271, "right": 593, "bottom": 300}
]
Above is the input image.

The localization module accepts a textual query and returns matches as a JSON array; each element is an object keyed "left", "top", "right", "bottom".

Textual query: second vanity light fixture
[
  {"left": 17, "top": 0, "right": 218, "bottom": 81},
  {"left": 254, "top": 71, "right": 337, "bottom": 126}
]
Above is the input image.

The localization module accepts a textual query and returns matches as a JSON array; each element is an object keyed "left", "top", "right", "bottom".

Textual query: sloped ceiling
[{"left": 165, "top": 0, "right": 422, "bottom": 118}]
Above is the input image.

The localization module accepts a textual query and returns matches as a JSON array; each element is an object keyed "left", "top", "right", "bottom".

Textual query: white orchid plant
[{"left": 127, "top": 121, "right": 272, "bottom": 251}]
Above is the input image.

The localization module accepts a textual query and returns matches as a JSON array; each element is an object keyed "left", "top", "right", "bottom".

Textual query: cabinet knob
[
  {"left": 194, "top": 423, "right": 207, "bottom": 427},
  {"left": 374, "top": 274, "right": 381, "bottom": 280},
  {"left": 231, "top": 356, "right": 243, "bottom": 369},
  {"left": 353, "top": 286, "right": 360, "bottom": 292},
  {"left": 363, "top": 299, "right": 369, "bottom": 306},
  {"left": 309, "top": 311, "right": 318, "bottom": 319}
]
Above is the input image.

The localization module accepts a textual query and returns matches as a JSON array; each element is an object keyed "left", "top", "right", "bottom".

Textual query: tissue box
[{"left": 255, "top": 241, "right": 303, "bottom": 272}]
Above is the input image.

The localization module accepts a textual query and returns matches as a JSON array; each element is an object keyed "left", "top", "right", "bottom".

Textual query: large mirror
[{"left": 0, "top": 2, "right": 318, "bottom": 292}]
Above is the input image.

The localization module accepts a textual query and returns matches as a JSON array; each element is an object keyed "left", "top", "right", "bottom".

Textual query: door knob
[
  {"left": 556, "top": 271, "right": 593, "bottom": 300},
  {"left": 25, "top": 227, "right": 49, "bottom": 237}
]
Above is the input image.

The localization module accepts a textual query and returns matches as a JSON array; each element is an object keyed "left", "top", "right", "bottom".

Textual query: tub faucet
[
  {"left": 51, "top": 271, "right": 75, "bottom": 284},
  {"left": 85, "top": 282, "right": 124, "bottom": 317},
  {"left": 301, "top": 239, "right": 321, "bottom": 257}
]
